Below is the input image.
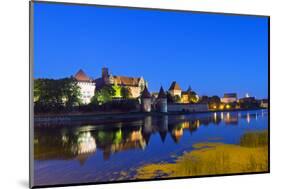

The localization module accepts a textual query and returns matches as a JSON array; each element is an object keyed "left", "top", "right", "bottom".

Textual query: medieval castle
[{"left": 74, "top": 68, "right": 207, "bottom": 113}]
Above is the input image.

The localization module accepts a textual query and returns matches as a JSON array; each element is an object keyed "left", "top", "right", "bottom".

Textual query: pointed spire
[
  {"left": 157, "top": 86, "right": 167, "bottom": 99},
  {"left": 187, "top": 85, "right": 192, "bottom": 92},
  {"left": 141, "top": 85, "right": 151, "bottom": 98},
  {"left": 169, "top": 81, "right": 181, "bottom": 91}
]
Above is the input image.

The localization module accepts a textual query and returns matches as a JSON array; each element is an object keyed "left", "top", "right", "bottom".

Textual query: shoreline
[{"left": 34, "top": 108, "right": 267, "bottom": 126}]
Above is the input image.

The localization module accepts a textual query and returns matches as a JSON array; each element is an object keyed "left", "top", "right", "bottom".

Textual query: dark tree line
[{"left": 34, "top": 77, "right": 81, "bottom": 113}]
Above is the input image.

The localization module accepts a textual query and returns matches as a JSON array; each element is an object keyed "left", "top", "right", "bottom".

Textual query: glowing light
[
  {"left": 219, "top": 104, "right": 225, "bottom": 110},
  {"left": 226, "top": 104, "right": 230, "bottom": 109}
]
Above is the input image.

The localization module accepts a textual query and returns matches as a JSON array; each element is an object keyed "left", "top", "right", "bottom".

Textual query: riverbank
[
  {"left": 34, "top": 108, "right": 267, "bottom": 127},
  {"left": 136, "top": 131, "right": 268, "bottom": 179}
]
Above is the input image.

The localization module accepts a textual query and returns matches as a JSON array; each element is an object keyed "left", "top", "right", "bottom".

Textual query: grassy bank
[{"left": 136, "top": 131, "right": 268, "bottom": 179}]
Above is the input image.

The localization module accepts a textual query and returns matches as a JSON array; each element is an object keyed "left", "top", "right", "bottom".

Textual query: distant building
[
  {"left": 221, "top": 93, "right": 238, "bottom": 103},
  {"left": 239, "top": 96, "right": 259, "bottom": 109},
  {"left": 140, "top": 86, "right": 152, "bottom": 112},
  {"left": 157, "top": 86, "right": 167, "bottom": 113},
  {"left": 260, "top": 99, "right": 268, "bottom": 108},
  {"left": 74, "top": 69, "right": 96, "bottom": 104},
  {"left": 168, "top": 81, "right": 182, "bottom": 97},
  {"left": 181, "top": 86, "right": 199, "bottom": 103},
  {"left": 239, "top": 96, "right": 256, "bottom": 104},
  {"left": 95, "top": 67, "right": 146, "bottom": 98}
]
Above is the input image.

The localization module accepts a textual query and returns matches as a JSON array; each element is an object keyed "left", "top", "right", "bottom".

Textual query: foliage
[
  {"left": 121, "top": 87, "right": 132, "bottom": 99},
  {"left": 239, "top": 100, "right": 259, "bottom": 109},
  {"left": 174, "top": 95, "right": 181, "bottom": 103},
  {"left": 199, "top": 95, "right": 209, "bottom": 103},
  {"left": 188, "top": 91, "right": 199, "bottom": 103},
  {"left": 112, "top": 83, "right": 122, "bottom": 98},
  {"left": 91, "top": 85, "right": 116, "bottom": 105},
  {"left": 105, "top": 99, "right": 138, "bottom": 111},
  {"left": 208, "top": 95, "right": 221, "bottom": 109},
  {"left": 240, "top": 131, "right": 268, "bottom": 148},
  {"left": 34, "top": 77, "right": 81, "bottom": 113},
  {"left": 167, "top": 93, "right": 181, "bottom": 103}
]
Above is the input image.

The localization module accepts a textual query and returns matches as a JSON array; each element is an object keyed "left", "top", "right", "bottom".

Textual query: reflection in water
[
  {"left": 224, "top": 112, "right": 238, "bottom": 125},
  {"left": 247, "top": 113, "right": 251, "bottom": 124},
  {"left": 157, "top": 115, "right": 168, "bottom": 143},
  {"left": 213, "top": 112, "right": 217, "bottom": 122},
  {"left": 34, "top": 110, "right": 268, "bottom": 185},
  {"left": 76, "top": 132, "right": 96, "bottom": 155},
  {"left": 34, "top": 111, "right": 259, "bottom": 162}
]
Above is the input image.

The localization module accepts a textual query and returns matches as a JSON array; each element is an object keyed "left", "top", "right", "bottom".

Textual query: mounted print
[{"left": 29, "top": 1, "right": 270, "bottom": 188}]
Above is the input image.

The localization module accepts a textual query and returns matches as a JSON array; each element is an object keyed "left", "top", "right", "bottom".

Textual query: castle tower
[
  {"left": 140, "top": 86, "right": 152, "bottom": 112},
  {"left": 102, "top": 67, "right": 109, "bottom": 79},
  {"left": 168, "top": 81, "right": 182, "bottom": 97},
  {"left": 157, "top": 86, "right": 167, "bottom": 113}
]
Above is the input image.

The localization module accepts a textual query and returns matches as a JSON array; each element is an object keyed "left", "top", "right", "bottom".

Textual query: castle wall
[
  {"left": 129, "top": 86, "right": 142, "bottom": 98},
  {"left": 168, "top": 103, "right": 208, "bottom": 112}
]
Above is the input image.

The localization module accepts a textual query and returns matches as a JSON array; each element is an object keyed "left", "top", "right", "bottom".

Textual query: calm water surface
[{"left": 34, "top": 110, "right": 268, "bottom": 186}]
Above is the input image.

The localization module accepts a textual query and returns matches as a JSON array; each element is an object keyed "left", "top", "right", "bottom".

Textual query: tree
[
  {"left": 167, "top": 93, "right": 181, "bottom": 103},
  {"left": 112, "top": 83, "right": 122, "bottom": 97},
  {"left": 62, "top": 77, "right": 82, "bottom": 108},
  {"left": 188, "top": 91, "right": 199, "bottom": 103},
  {"left": 91, "top": 85, "right": 115, "bottom": 105},
  {"left": 173, "top": 95, "right": 181, "bottom": 103},
  {"left": 34, "top": 77, "right": 82, "bottom": 112},
  {"left": 208, "top": 96, "right": 221, "bottom": 109},
  {"left": 200, "top": 95, "right": 209, "bottom": 103},
  {"left": 121, "top": 87, "right": 132, "bottom": 99}
]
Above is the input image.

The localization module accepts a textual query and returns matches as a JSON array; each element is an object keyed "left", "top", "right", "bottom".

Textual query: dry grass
[{"left": 137, "top": 131, "right": 268, "bottom": 179}]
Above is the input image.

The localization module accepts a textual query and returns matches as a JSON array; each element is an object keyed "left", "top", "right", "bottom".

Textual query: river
[{"left": 33, "top": 109, "right": 268, "bottom": 186}]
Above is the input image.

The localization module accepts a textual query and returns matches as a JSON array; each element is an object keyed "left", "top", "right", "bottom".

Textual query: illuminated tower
[{"left": 141, "top": 86, "right": 152, "bottom": 112}]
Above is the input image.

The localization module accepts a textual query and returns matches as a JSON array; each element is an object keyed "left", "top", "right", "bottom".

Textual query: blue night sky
[{"left": 34, "top": 2, "right": 268, "bottom": 99}]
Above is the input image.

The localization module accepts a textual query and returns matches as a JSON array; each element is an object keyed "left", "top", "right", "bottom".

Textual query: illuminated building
[
  {"left": 168, "top": 81, "right": 182, "bottom": 97},
  {"left": 140, "top": 86, "right": 152, "bottom": 112},
  {"left": 74, "top": 69, "right": 96, "bottom": 104},
  {"left": 95, "top": 67, "right": 146, "bottom": 98},
  {"left": 221, "top": 93, "right": 238, "bottom": 103},
  {"left": 181, "top": 86, "right": 199, "bottom": 103}
]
